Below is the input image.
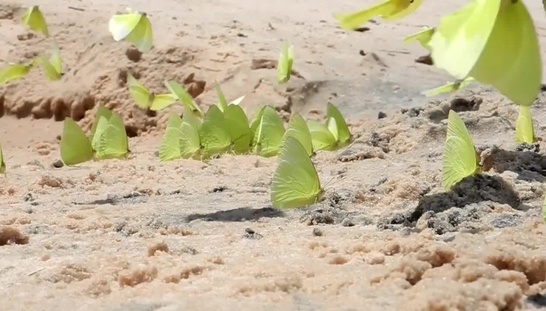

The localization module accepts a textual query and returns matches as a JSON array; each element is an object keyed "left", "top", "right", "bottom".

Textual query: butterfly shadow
[
  {"left": 379, "top": 174, "right": 524, "bottom": 231},
  {"left": 185, "top": 206, "right": 285, "bottom": 223},
  {"left": 485, "top": 145, "right": 546, "bottom": 182}
]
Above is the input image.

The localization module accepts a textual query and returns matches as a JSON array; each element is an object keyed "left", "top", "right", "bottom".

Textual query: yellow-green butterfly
[
  {"left": 515, "top": 105, "right": 536, "bottom": 144},
  {"left": 108, "top": 8, "right": 153, "bottom": 53},
  {"left": 442, "top": 110, "right": 481, "bottom": 190},
  {"left": 253, "top": 105, "right": 285, "bottom": 157},
  {"left": 159, "top": 113, "right": 183, "bottom": 162},
  {"left": 21, "top": 6, "right": 49, "bottom": 37},
  {"left": 423, "top": 77, "right": 475, "bottom": 97},
  {"left": 277, "top": 42, "right": 294, "bottom": 84},
  {"left": 429, "top": 0, "right": 541, "bottom": 106},
  {"left": 89, "top": 106, "right": 113, "bottom": 152},
  {"left": 403, "top": 26, "right": 435, "bottom": 51},
  {"left": 215, "top": 81, "right": 246, "bottom": 113},
  {"left": 224, "top": 104, "right": 252, "bottom": 154},
  {"left": 126, "top": 74, "right": 176, "bottom": 111},
  {"left": 95, "top": 111, "right": 129, "bottom": 159},
  {"left": 179, "top": 108, "right": 202, "bottom": 159},
  {"left": 334, "top": 0, "right": 423, "bottom": 30},
  {"left": 271, "top": 136, "right": 324, "bottom": 208},
  {"left": 0, "top": 140, "right": 5, "bottom": 174},
  {"left": 198, "top": 105, "right": 231, "bottom": 159},
  {"left": 165, "top": 80, "right": 203, "bottom": 118},
  {"left": 307, "top": 103, "right": 351, "bottom": 151},
  {"left": 249, "top": 106, "right": 266, "bottom": 145},
  {"left": 37, "top": 42, "right": 63, "bottom": 81},
  {"left": 281, "top": 113, "right": 313, "bottom": 157},
  {"left": 60, "top": 118, "right": 94, "bottom": 166},
  {"left": 0, "top": 61, "right": 37, "bottom": 85}
]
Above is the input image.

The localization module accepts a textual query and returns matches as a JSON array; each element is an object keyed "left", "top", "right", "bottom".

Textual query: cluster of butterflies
[{"left": 334, "top": 0, "right": 541, "bottom": 146}]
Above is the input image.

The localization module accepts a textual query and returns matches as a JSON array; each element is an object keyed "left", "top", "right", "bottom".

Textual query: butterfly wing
[
  {"left": 429, "top": 0, "right": 501, "bottom": 80},
  {"left": 224, "top": 104, "right": 252, "bottom": 154},
  {"left": 22, "top": 6, "right": 49, "bottom": 37},
  {"left": 307, "top": 119, "right": 337, "bottom": 151},
  {"left": 198, "top": 105, "right": 231, "bottom": 158},
  {"left": 515, "top": 105, "right": 535, "bottom": 144},
  {"left": 127, "top": 73, "right": 152, "bottom": 109},
  {"left": 384, "top": 0, "right": 424, "bottom": 20},
  {"left": 249, "top": 106, "right": 265, "bottom": 145},
  {"left": 282, "top": 113, "right": 313, "bottom": 156},
  {"left": 150, "top": 93, "right": 177, "bottom": 111},
  {"left": 442, "top": 110, "right": 480, "bottom": 190},
  {"left": 38, "top": 56, "right": 62, "bottom": 81},
  {"left": 326, "top": 102, "right": 351, "bottom": 145},
  {"left": 468, "top": 0, "right": 541, "bottom": 106},
  {"left": 423, "top": 77, "right": 475, "bottom": 97},
  {"left": 125, "top": 14, "right": 153, "bottom": 53},
  {"left": 271, "top": 136, "right": 322, "bottom": 208},
  {"left": 229, "top": 95, "right": 246, "bottom": 106},
  {"left": 253, "top": 106, "right": 285, "bottom": 157},
  {"left": 108, "top": 12, "right": 142, "bottom": 41},
  {"left": 96, "top": 112, "right": 129, "bottom": 159},
  {"left": 179, "top": 121, "right": 201, "bottom": 159},
  {"left": 60, "top": 118, "right": 94, "bottom": 165},
  {"left": 49, "top": 42, "right": 62, "bottom": 75},
  {"left": 165, "top": 80, "right": 203, "bottom": 117},
  {"left": 182, "top": 106, "right": 202, "bottom": 128},
  {"left": 403, "top": 26, "right": 435, "bottom": 51},
  {"left": 215, "top": 81, "right": 229, "bottom": 112},
  {"left": 89, "top": 106, "right": 113, "bottom": 151},
  {"left": 159, "top": 113, "right": 183, "bottom": 162},
  {"left": 0, "top": 63, "right": 33, "bottom": 85},
  {"left": 277, "top": 42, "right": 294, "bottom": 84}
]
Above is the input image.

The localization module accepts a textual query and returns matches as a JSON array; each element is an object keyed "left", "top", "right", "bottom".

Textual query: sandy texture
[{"left": 2, "top": 0, "right": 546, "bottom": 310}]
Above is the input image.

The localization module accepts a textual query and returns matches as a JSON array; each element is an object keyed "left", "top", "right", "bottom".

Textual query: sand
[{"left": 1, "top": 0, "right": 546, "bottom": 310}]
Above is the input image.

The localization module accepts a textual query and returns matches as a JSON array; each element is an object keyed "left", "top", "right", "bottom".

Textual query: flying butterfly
[
  {"left": 21, "top": 6, "right": 49, "bottom": 37},
  {"left": 127, "top": 73, "right": 176, "bottom": 111},
  {"left": 429, "top": 0, "right": 541, "bottom": 106},
  {"left": 442, "top": 110, "right": 481, "bottom": 190},
  {"left": 108, "top": 7, "right": 153, "bottom": 53},
  {"left": 0, "top": 60, "right": 37, "bottom": 85},
  {"left": 36, "top": 41, "right": 63, "bottom": 81},
  {"left": 271, "top": 137, "right": 325, "bottom": 209},
  {"left": 277, "top": 42, "right": 294, "bottom": 84},
  {"left": 334, "top": 0, "right": 423, "bottom": 30}
]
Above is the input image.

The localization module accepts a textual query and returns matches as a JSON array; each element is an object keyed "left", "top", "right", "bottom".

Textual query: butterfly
[
  {"left": 442, "top": 110, "right": 481, "bottom": 190},
  {"left": 198, "top": 105, "right": 232, "bottom": 159},
  {"left": 423, "top": 77, "right": 475, "bottom": 97},
  {"left": 95, "top": 110, "right": 129, "bottom": 160},
  {"left": 271, "top": 136, "right": 325, "bottom": 208},
  {"left": 158, "top": 113, "right": 183, "bottom": 162},
  {"left": 36, "top": 41, "right": 63, "bottom": 81},
  {"left": 179, "top": 108, "right": 203, "bottom": 159},
  {"left": 108, "top": 8, "right": 153, "bottom": 53},
  {"left": 334, "top": 0, "right": 423, "bottom": 30},
  {"left": 21, "top": 6, "right": 49, "bottom": 37},
  {"left": 277, "top": 42, "right": 294, "bottom": 84},
  {"left": 281, "top": 113, "right": 314, "bottom": 157},
  {"left": 403, "top": 26, "right": 435, "bottom": 51},
  {"left": 515, "top": 105, "right": 536, "bottom": 144},
  {"left": 164, "top": 80, "right": 203, "bottom": 118},
  {"left": 253, "top": 105, "right": 285, "bottom": 157},
  {"left": 429, "top": 0, "right": 541, "bottom": 106},
  {"left": 215, "top": 81, "right": 246, "bottom": 112},
  {"left": 0, "top": 61, "right": 37, "bottom": 85},
  {"left": 224, "top": 104, "right": 252, "bottom": 154},
  {"left": 127, "top": 73, "right": 176, "bottom": 111},
  {"left": 307, "top": 102, "right": 351, "bottom": 151},
  {"left": 60, "top": 118, "right": 94, "bottom": 166}
]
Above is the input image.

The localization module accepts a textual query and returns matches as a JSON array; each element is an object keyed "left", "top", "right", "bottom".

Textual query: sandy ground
[{"left": 2, "top": 0, "right": 546, "bottom": 310}]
